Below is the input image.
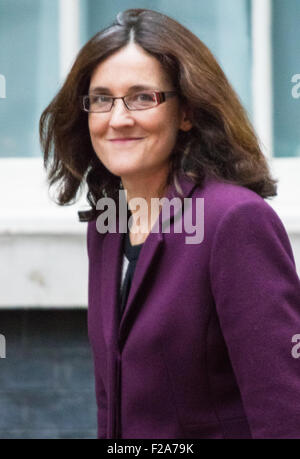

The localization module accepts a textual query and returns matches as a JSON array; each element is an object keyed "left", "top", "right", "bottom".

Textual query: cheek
[
  {"left": 147, "top": 108, "right": 180, "bottom": 141},
  {"left": 152, "top": 119, "right": 179, "bottom": 148},
  {"left": 88, "top": 118, "right": 107, "bottom": 162},
  {"left": 88, "top": 115, "right": 106, "bottom": 139},
  {"left": 142, "top": 115, "right": 175, "bottom": 142}
]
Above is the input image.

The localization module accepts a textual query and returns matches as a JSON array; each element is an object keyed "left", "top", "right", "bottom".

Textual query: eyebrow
[{"left": 89, "top": 84, "right": 158, "bottom": 94}]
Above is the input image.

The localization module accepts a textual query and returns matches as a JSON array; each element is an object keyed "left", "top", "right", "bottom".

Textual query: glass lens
[
  {"left": 87, "top": 94, "right": 112, "bottom": 112},
  {"left": 125, "top": 92, "right": 157, "bottom": 109}
]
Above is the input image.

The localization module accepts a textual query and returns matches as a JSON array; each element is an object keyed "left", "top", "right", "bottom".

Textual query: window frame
[{"left": 251, "top": 0, "right": 300, "bottom": 233}]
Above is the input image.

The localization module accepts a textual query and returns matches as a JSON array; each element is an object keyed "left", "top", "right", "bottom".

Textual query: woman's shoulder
[
  {"left": 194, "top": 175, "right": 265, "bottom": 204},
  {"left": 86, "top": 214, "right": 108, "bottom": 258},
  {"left": 186, "top": 175, "right": 290, "bottom": 249},
  {"left": 193, "top": 175, "right": 278, "bottom": 222}
]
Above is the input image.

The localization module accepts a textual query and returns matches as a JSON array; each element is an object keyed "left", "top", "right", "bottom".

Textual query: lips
[
  {"left": 109, "top": 138, "right": 143, "bottom": 142},
  {"left": 108, "top": 138, "right": 144, "bottom": 145}
]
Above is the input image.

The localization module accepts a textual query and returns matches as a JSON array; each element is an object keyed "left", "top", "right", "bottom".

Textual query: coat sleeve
[
  {"left": 87, "top": 221, "right": 108, "bottom": 439},
  {"left": 210, "top": 200, "right": 300, "bottom": 438}
]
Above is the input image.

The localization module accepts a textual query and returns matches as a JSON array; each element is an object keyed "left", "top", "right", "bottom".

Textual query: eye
[
  {"left": 90, "top": 94, "right": 111, "bottom": 103},
  {"left": 134, "top": 92, "right": 156, "bottom": 102}
]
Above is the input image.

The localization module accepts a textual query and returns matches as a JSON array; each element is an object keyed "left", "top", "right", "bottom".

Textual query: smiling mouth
[{"left": 109, "top": 138, "right": 144, "bottom": 143}]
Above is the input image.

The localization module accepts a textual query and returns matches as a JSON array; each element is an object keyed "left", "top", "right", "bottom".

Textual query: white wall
[{"left": 0, "top": 158, "right": 299, "bottom": 308}]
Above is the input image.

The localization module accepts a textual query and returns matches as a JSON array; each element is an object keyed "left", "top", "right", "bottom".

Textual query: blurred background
[{"left": 0, "top": 0, "right": 299, "bottom": 439}]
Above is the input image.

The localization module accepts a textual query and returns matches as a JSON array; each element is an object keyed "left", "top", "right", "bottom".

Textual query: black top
[{"left": 119, "top": 221, "right": 144, "bottom": 317}]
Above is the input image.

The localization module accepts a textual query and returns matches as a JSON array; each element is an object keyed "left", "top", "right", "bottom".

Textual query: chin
[
  {"left": 104, "top": 160, "right": 147, "bottom": 178},
  {"left": 112, "top": 168, "right": 146, "bottom": 179}
]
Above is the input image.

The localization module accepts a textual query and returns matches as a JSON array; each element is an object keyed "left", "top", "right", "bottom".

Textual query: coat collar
[{"left": 100, "top": 173, "right": 199, "bottom": 350}]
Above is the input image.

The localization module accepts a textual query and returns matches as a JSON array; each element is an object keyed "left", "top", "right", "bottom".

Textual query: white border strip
[{"left": 252, "top": 0, "right": 273, "bottom": 159}]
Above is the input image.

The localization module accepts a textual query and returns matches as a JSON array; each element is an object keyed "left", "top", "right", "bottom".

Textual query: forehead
[{"left": 89, "top": 43, "right": 171, "bottom": 92}]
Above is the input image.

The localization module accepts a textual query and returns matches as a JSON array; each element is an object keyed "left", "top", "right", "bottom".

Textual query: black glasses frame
[{"left": 81, "top": 90, "right": 177, "bottom": 113}]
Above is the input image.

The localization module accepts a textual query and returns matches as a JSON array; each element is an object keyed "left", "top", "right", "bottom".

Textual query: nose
[{"left": 108, "top": 98, "right": 135, "bottom": 129}]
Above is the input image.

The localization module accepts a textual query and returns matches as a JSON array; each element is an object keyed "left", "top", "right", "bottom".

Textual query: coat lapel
[
  {"left": 100, "top": 230, "right": 123, "bottom": 350},
  {"left": 118, "top": 230, "right": 164, "bottom": 345},
  {"left": 100, "top": 173, "right": 198, "bottom": 349}
]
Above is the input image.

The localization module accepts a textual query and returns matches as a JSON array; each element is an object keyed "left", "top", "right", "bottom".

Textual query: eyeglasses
[{"left": 81, "top": 90, "right": 177, "bottom": 113}]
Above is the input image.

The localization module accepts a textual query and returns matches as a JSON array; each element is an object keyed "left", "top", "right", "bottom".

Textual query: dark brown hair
[{"left": 39, "top": 8, "right": 278, "bottom": 222}]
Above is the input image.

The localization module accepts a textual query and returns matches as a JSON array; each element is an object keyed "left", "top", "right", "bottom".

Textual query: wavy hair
[{"left": 39, "top": 8, "right": 278, "bottom": 222}]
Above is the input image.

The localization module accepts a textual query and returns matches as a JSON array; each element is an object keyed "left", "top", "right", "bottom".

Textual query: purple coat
[{"left": 87, "top": 174, "right": 300, "bottom": 439}]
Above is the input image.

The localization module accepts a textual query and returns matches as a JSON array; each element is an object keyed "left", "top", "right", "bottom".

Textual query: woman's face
[{"left": 88, "top": 43, "right": 191, "bottom": 182}]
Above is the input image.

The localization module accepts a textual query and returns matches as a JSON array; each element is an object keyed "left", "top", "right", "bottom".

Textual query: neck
[{"left": 121, "top": 167, "right": 170, "bottom": 234}]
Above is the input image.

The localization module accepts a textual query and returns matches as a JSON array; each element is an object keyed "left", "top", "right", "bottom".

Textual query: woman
[{"left": 40, "top": 9, "right": 300, "bottom": 439}]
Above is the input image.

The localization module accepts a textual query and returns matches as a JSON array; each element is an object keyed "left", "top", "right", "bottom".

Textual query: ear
[{"left": 179, "top": 108, "right": 193, "bottom": 132}]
